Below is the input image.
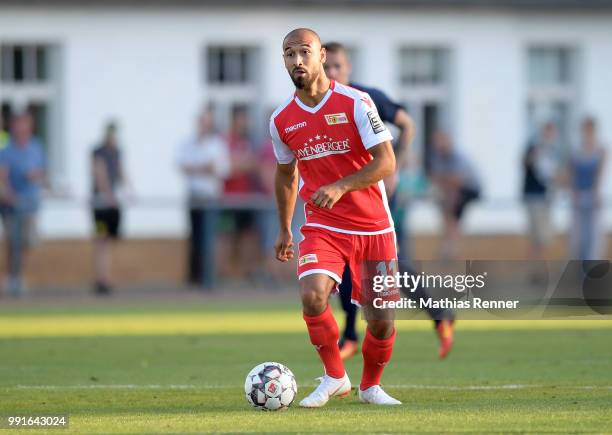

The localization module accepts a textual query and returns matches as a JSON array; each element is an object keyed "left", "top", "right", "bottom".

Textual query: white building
[{"left": 1, "top": 0, "right": 611, "bottom": 238}]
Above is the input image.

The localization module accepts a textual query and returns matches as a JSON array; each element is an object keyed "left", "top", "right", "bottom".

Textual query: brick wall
[{"left": 4, "top": 235, "right": 609, "bottom": 289}]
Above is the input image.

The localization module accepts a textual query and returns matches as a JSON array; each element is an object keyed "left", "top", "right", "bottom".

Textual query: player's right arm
[
  {"left": 270, "top": 116, "right": 298, "bottom": 262},
  {"left": 274, "top": 160, "right": 298, "bottom": 262},
  {"left": 311, "top": 140, "right": 395, "bottom": 209}
]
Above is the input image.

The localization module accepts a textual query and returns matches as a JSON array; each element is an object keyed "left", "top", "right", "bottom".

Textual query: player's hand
[
  {"left": 311, "top": 183, "right": 346, "bottom": 209},
  {"left": 274, "top": 230, "right": 294, "bottom": 262}
]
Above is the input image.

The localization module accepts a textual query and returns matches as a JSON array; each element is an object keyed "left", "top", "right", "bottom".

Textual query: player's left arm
[{"left": 311, "top": 141, "right": 395, "bottom": 209}]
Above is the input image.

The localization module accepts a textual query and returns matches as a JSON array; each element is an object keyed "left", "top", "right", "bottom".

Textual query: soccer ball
[{"left": 244, "top": 362, "right": 297, "bottom": 411}]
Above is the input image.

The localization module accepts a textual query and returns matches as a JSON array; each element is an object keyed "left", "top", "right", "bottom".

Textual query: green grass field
[{"left": 1, "top": 300, "right": 611, "bottom": 434}]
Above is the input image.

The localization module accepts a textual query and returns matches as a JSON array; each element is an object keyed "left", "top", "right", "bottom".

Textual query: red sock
[
  {"left": 303, "top": 305, "right": 345, "bottom": 379},
  {"left": 360, "top": 327, "right": 396, "bottom": 390}
]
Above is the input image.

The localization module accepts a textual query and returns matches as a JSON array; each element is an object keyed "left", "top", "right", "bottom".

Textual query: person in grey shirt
[
  {"left": 430, "top": 130, "right": 481, "bottom": 260},
  {"left": 177, "top": 108, "right": 230, "bottom": 287},
  {"left": 91, "top": 121, "right": 127, "bottom": 295},
  {"left": 0, "top": 112, "right": 46, "bottom": 297}
]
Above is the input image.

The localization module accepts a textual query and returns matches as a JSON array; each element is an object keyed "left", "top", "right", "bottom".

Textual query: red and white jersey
[{"left": 270, "top": 80, "right": 394, "bottom": 234}]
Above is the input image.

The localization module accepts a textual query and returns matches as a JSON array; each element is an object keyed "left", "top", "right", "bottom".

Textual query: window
[
  {"left": 206, "top": 46, "right": 256, "bottom": 85},
  {"left": 398, "top": 47, "right": 451, "bottom": 172},
  {"left": 1, "top": 44, "right": 50, "bottom": 83},
  {"left": 528, "top": 47, "right": 572, "bottom": 86},
  {"left": 527, "top": 46, "right": 578, "bottom": 150},
  {"left": 400, "top": 47, "right": 446, "bottom": 86},
  {"left": 0, "top": 43, "right": 63, "bottom": 187},
  {"left": 203, "top": 45, "right": 263, "bottom": 139}
]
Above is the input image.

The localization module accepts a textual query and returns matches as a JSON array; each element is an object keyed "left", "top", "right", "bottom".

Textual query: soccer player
[
  {"left": 272, "top": 28, "right": 401, "bottom": 407},
  {"left": 323, "top": 42, "right": 455, "bottom": 360}
]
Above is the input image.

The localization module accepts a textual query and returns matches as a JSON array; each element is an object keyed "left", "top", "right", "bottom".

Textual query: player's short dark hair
[{"left": 322, "top": 42, "right": 347, "bottom": 55}]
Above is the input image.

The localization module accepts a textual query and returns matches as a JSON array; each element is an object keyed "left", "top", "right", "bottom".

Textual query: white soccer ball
[{"left": 244, "top": 362, "right": 297, "bottom": 411}]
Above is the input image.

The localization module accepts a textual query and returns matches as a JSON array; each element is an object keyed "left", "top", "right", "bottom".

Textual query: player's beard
[
  {"left": 291, "top": 75, "right": 305, "bottom": 89},
  {"left": 291, "top": 71, "right": 314, "bottom": 90}
]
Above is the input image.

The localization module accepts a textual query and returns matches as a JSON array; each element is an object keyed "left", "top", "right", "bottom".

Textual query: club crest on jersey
[
  {"left": 324, "top": 113, "right": 349, "bottom": 125},
  {"left": 299, "top": 254, "right": 318, "bottom": 266}
]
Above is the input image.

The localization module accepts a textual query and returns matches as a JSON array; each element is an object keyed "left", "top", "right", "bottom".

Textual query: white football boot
[
  {"left": 299, "top": 373, "right": 352, "bottom": 408},
  {"left": 358, "top": 385, "right": 402, "bottom": 405}
]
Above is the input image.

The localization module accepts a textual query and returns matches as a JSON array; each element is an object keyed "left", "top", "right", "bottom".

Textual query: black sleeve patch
[{"left": 367, "top": 110, "right": 386, "bottom": 134}]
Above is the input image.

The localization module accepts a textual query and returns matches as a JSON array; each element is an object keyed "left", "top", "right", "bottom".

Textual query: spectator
[
  {"left": 256, "top": 112, "right": 284, "bottom": 284},
  {"left": 259, "top": 111, "right": 305, "bottom": 279},
  {"left": 257, "top": 131, "right": 306, "bottom": 288},
  {"left": 91, "top": 121, "right": 128, "bottom": 295},
  {"left": 394, "top": 151, "right": 429, "bottom": 262},
  {"left": 522, "top": 122, "right": 561, "bottom": 263},
  {"left": 568, "top": 117, "right": 607, "bottom": 259},
  {"left": 222, "top": 106, "right": 260, "bottom": 278},
  {"left": 178, "top": 108, "right": 230, "bottom": 287},
  {"left": 0, "top": 112, "right": 45, "bottom": 297},
  {"left": 430, "top": 130, "right": 481, "bottom": 260}
]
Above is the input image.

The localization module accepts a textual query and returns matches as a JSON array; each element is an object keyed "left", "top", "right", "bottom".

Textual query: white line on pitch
[
  {"left": 6, "top": 384, "right": 612, "bottom": 391},
  {"left": 12, "top": 384, "right": 200, "bottom": 390}
]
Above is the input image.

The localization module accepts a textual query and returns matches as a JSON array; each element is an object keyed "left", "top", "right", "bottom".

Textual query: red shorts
[{"left": 297, "top": 226, "right": 400, "bottom": 306}]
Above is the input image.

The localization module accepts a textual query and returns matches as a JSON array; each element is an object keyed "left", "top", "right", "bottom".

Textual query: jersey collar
[{"left": 293, "top": 80, "right": 335, "bottom": 114}]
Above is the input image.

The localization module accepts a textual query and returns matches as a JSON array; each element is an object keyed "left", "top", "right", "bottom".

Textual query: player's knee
[
  {"left": 300, "top": 285, "right": 328, "bottom": 315},
  {"left": 367, "top": 319, "right": 394, "bottom": 340}
]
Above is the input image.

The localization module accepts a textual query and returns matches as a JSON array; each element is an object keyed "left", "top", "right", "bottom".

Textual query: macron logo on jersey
[
  {"left": 284, "top": 121, "right": 307, "bottom": 133},
  {"left": 295, "top": 135, "right": 351, "bottom": 161}
]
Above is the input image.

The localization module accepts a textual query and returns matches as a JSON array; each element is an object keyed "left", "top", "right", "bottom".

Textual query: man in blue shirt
[
  {"left": 0, "top": 112, "right": 46, "bottom": 296},
  {"left": 323, "top": 42, "right": 455, "bottom": 360}
]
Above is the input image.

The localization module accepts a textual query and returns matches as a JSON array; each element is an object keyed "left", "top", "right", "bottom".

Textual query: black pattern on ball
[{"left": 244, "top": 362, "right": 297, "bottom": 411}]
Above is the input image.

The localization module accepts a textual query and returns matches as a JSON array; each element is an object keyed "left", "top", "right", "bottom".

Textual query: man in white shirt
[{"left": 178, "top": 108, "right": 231, "bottom": 287}]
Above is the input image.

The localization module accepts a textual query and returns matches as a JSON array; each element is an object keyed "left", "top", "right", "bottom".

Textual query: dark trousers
[
  {"left": 188, "top": 208, "right": 204, "bottom": 285},
  {"left": 188, "top": 207, "right": 218, "bottom": 289}
]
